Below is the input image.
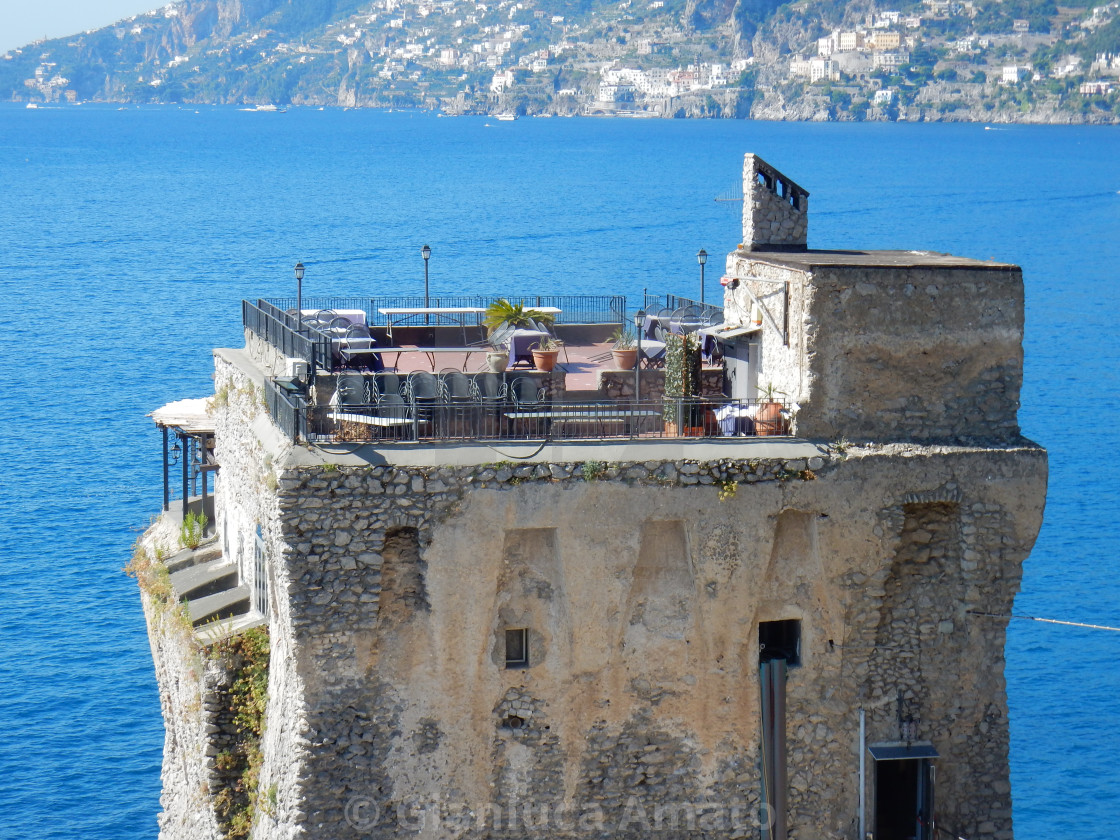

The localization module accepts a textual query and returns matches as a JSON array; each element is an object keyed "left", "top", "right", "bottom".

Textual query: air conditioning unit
[{"left": 282, "top": 357, "right": 308, "bottom": 379}]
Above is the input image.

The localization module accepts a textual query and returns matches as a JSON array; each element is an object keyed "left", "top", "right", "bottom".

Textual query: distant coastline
[{"left": 9, "top": 97, "right": 1119, "bottom": 125}]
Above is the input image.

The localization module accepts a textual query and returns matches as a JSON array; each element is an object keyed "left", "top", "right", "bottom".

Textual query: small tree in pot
[
  {"left": 755, "top": 382, "right": 787, "bottom": 436},
  {"left": 662, "top": 332, "right": 703, "bottom": 434},
  {"left": 483, "top": 300, "right": 556, "bottom": 372}
]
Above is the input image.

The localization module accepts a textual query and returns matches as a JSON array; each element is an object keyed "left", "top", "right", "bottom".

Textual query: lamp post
[
  {"left": 634, "top": 308, "right": 645, "bottom": 413},
  {"left": 697, "top": 249, "right": 708, "bottom": 305},
  {"left": 421, "top": 244, "right": 431, "bottom": 325},
  {"left": 294, "top": 262, "right": 305, "bottom": 326}
]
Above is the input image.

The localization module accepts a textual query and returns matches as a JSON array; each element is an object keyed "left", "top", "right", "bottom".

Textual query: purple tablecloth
[{"left": 508, "top": 329, "right": 549, "bottom": 366}]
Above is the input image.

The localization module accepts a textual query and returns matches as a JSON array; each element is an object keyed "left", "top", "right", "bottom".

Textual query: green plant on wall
[
  {"left": 179, "top": 511, "right": 209, "bottom": 549},
  {"left": 662, "top": 332, "right": 702, "bottom": 424},
  {"left": 209, "top": 626, "right": 270, "bottom": 839}
]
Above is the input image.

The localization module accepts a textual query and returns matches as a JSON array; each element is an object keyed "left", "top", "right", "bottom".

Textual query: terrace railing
[
  {"left": 642, "top": 294, "right": 724, "bottom": 321},
  {"left": 243, "top": 299, "right": 326, "bottom": 372},
  {"left": 264, "top": 295, "right": 627, "bottom": 327},
  {"left": 267, "top": 386, "right": 791, "bottom": 445},
  {"left": 265, "top": 378, "right": 307, "bottom": 442}
]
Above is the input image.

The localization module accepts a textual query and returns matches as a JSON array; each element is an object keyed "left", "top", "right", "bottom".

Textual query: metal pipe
[
  {"left": 860, "top": 707, "right": 867, "bottom": 840},
  {"left": 161, "top": 426, "right": 170, "bottom": 512},
  {"left": 180, "top": 433, "right": 189, "bottom": 523}
]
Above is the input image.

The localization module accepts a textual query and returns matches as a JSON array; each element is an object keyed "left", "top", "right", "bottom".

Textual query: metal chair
[
  {"left": 340, "top": 324, "right": 382, "bottom": 372},
  {"left": 471, "top": 372, "right": 507, "bottom": 437},
  {"left": 509, "top": 377, "right": 546, "bottom": 409},
  {"left": 335, "top": 373, "right": 369, "bottom": 406},
  {"left": 439, "top": 371, "right": 475, "bottom": 438},
  {"left": 670, "top": 306, "right": 703, "bottom": 335},
  {"left": 405, "top": 371, "right": 441, "bottom": 436},
  {"left": 371, "top": 373, "right": 403, "bottom": 402}
]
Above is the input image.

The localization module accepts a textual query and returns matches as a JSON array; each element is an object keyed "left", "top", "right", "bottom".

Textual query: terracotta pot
[
  {"left": 612, "top": 348, "right": 638, "bottom": 370},
  {"left": 755, "top": 402, "right": 785, "bottom": 436},
  {"left": 532, "top": 348, "right": 560, "bottom": 372}
]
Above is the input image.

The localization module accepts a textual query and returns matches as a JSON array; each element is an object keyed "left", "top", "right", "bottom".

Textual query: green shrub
[{"left": 179, "top": 511, "right": 209, "bottom": 549}]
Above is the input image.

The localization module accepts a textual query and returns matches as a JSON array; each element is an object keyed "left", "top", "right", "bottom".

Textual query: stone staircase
[{"left": 165, "top": 540, "right": 258, "bottom": 639}]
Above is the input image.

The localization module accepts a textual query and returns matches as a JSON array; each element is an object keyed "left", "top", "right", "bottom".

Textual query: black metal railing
[
  {"left": 266, "top": 376, "right": 791, "bottom": 444},
  {"left": 664, "top": 294, "right": 723, "bottom": 318},
  {"left": 265, "top": 378, "right": 307, "bottom": 442},
  {"left": 243, "top": 300, "right": 324, "bottom": 371},
  {"left": 254, "top": 299, "right": 333, "bottom": 366},
  {"left": 642, "top": 294, "right": 724, "bottom": 321},
  {"left": 264, "top": 295, "right": 627, "bottom": 326}
]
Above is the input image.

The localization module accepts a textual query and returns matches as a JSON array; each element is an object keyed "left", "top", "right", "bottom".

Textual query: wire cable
[{"left": 968, "top": 610, "right": 1120, "bottom": 633}]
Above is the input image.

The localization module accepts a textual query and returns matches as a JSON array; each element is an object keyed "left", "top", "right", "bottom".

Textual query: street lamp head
[
  {"left": 634, "top": 308, "right": 646, "bottom": 327},
  {"left": 294, "top": 262, "right": 305, "bottom": 281},
  {"left": 421, "top": 244, "right": 431, "bottom": 262},
  {"left": 697, "top": 249, "right": 708, "bottom": 266}
]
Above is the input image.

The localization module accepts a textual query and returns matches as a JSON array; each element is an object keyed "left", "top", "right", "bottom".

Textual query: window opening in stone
[
  {"left": 505, "top": 715, "right": 524, "bottom": 729},
  {"left": 759, "top": 619, "right": 801, "bottom": 666},
  {"left": 505, "top": 628, "right": 529, "bottom": 669}
]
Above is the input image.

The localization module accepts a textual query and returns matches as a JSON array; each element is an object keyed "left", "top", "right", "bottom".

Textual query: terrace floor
[{"left": 377, "top": 337, "right": 618, "bottom": 392}]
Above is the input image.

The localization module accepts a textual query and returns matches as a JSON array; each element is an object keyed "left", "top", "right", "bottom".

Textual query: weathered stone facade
[
  {"left": 141, "top": 155, "right": 1047, "bottom": 840},
  {"left": 741, "top": 154, "right": 809, "bottom": 252}
]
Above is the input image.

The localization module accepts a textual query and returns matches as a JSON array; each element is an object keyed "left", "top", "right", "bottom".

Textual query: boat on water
[
  {"left": 26, "top": 103, "right": 38, "bottom": 109},
  {"left": 495, "top": 113, "right": 518, "bottom": 121}
]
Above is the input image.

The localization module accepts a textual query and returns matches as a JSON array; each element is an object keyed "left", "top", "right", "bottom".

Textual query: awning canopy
[
  {"left": 699, "top": 323, "right": 761, "bottom": 341},
  {"left": 868, "top": 742, "right": 939, "bottom": 761},
  {"left": 149, "top": 398, "right": 214, "bottom": 433}
]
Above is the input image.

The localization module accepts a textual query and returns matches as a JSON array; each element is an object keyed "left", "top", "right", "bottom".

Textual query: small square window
[
  {"left": 505, "top": 628, "right": 528, "bottom": 669},
  {"left": 759, "top": 619, "right": 801, "bottom": 667}
]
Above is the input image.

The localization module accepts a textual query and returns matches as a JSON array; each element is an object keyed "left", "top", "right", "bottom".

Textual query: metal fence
[
  {"left": 276, "top": 383, "right": 790, "bottom": 445},
  {"left": 265, "top": 378, "right": 307, "bottom": 442},
  {"left": 243, "top": 300, "right": 325, "bottom": 371},
  {"left": 264, "top": 295, "right": 627, "bottom": 326},
  {"left": 642, "top": 294, "right": 723, "bottom": 320}
]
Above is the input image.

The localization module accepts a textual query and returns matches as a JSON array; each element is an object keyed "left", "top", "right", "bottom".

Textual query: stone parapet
[{"left": 741, "top": 153, "right": 809, "bottom": 251}]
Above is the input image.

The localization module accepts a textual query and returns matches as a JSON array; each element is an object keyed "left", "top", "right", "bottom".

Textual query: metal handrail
[
  {"left": 243, "top": 299, "right": 329, "bottom": 373},
  {"left": 267, "top": 392, "right": 793, "bottom": 444},
  {"left": 264, "top": 379, "right": 306, "bottom": 442},
  {"left": 264, "top": 295, "right": 627, "bottom": 326}
]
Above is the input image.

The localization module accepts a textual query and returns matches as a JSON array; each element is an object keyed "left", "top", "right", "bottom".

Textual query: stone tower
[{"left": 139, "top": 154, "right": 1046, "bottom": 840}]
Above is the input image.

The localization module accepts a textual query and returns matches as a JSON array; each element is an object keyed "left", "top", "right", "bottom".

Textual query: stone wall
[
  {"left": 145, "top": 344, "right": 1046, "bottom": 840},
  {"left": 722, "top": 258, "right": 1026, "bottom": 445},
  {"left": 210, "top": 352, "right": 313, "bottom": 840},
  {"left": 741, "top": 154, "right": 808, "bottom": 252},
  {"left": 249, "top": 430, "right": 1043, "bottom": 840}
]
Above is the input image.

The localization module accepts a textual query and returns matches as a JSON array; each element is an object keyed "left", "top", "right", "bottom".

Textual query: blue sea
[{"left": 0, "top": 105, "right": 1117, "bottom": 839}]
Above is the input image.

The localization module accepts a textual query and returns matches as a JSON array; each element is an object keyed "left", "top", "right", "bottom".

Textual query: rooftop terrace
[{"left": 244, "top": 292, "right": 788, "bottom": 447}]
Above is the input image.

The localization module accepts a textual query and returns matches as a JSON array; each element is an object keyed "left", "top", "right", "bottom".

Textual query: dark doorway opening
[
  {"left": 874, "top": 756, "right": 933, "bottom": 840},
  {"left": 759, "top": 619, "right": 801, "bottom": 666}
]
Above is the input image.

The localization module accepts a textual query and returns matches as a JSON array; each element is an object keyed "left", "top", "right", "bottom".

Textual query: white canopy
[{"left": 149, "top": 398, "right": 213, "bottom": 433}]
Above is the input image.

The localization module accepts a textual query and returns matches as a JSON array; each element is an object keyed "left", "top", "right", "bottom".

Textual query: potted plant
[
  {"left": 755, "top": 382, "right": 786, "bottom": 436},
  {"left": 484, "top": 299, "right": 555, "bottom": 372},
  {"left": 483, "top": 299, "right": 556, "bottom": 333},
  {"left": 610, "top": 327, "right": 638, "bottom": 370},
  {"left": 531, "top": 335, "right": 563, "bottom": 372},
  {"left": 662, "top": 332, "right": 703, "bottom": 435}
]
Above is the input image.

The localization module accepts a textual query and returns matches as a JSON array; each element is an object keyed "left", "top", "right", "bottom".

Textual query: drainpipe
[{"left": 859, "top": 707, "right": 867, "bottom": 840}]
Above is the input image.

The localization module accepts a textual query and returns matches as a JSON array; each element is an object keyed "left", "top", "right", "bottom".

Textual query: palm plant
[{"left": 483, "top": 299, "right": 556, "bottom": 333}]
